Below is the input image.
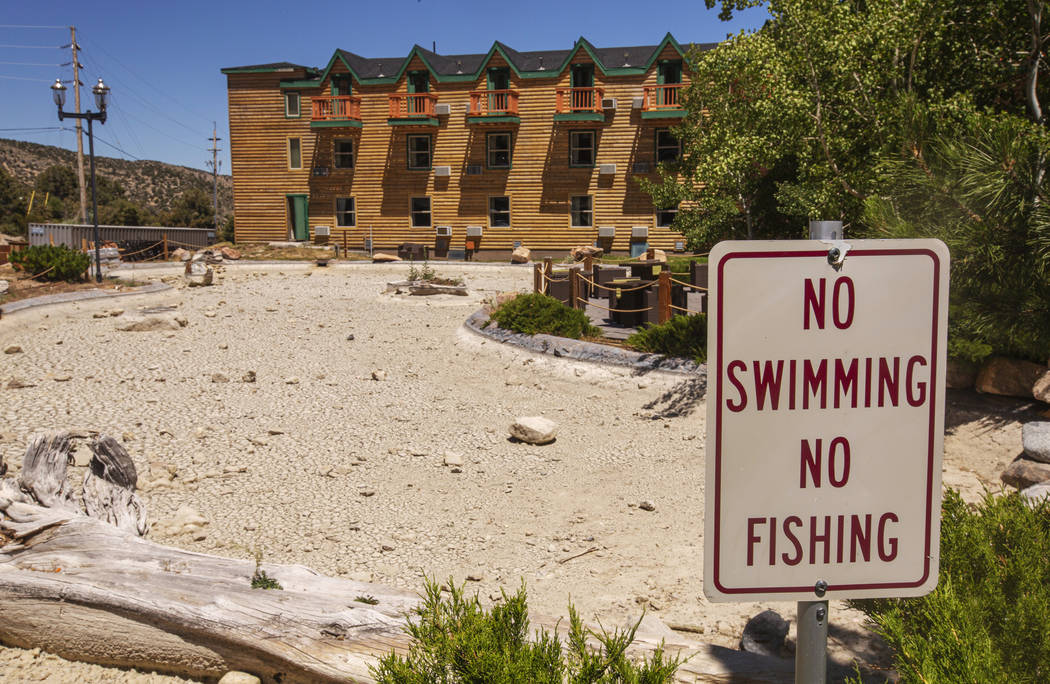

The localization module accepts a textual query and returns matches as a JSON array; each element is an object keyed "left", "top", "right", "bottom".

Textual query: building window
[
  {"left": 410, "top": 196, "right": 431, "bottom": 227},
  {"left": 489, "top": 196, "right": 510, "bottom": 227},
  {"left": 487, "top": 132, "right": 511, "bottom": 169},
  {"left": 334, "top": 139, "right": 354, "bottom": 169},
  {"left": 407, "top": 134, "right": 431, "bottom": 170},
  {"left": 570, "top": 130, "right": 595, "bottom": 167},
  {"left": 336, "top": 197, "right": 356, "bottom": 227},
  {"left": 656, "top": 129, "right": 680, "bottom": 163},
  {"left": 570, "top": 195, "right": 593, "bottom": 227},
  {"left": 284, "top": 91, "right": 300, "bottom": 118},
  {"left": 656, "top": 204, "right": 678, "bottom": 228},
  {"left": 288, "top": 137, "right": 302, "bottom": 170}
]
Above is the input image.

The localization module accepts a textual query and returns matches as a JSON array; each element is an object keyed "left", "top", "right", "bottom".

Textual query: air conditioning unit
[
  {"left": 674, "top": 241, "right": 686, "bottom": 252},
  {"left": 312, "top": 166, "right": 329, "bottom": 177},
  {"left": 436, "top": 225, "right": 452, "bottom": 237},
  {"left": 599, "top": 163, "right": 616, "bottom": 175},
  {"left": 601, "top": 97, "right": 618, "bottom": 110},
  {"left": 434, "top": 103, "right": 451, "bottom": 115},
  {"left": 465, "top": 164, "right": 483, "bottom": 175},
  {"left": 631, "top": 226, "right": 649, "bottom": 239},
  {"left": 314, "top": 225, "right": 330, "bottom": 237},
  {"left": 434, "top": 165, "right": 451, "bottom": 177},
  {"left": 597, "top": 226, "right": 616, "bottom": 238},
  {"left": 632, "top": 162, "right": 652, "bottom": 174},
  {"left": 632, "top": 97, "right": 644, "bottom": 109},
  {"left": 466, "top": 225, "right": 484, "bottom": 237}
]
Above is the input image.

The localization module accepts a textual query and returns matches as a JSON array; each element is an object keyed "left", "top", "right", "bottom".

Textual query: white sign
[{"left": 704, "top": 240, "right": 949, "bottom": 602}]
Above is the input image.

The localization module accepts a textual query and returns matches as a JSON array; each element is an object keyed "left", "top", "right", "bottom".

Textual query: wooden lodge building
[{"left": 222, "top": 34, "right": 708, "bottom": 257}]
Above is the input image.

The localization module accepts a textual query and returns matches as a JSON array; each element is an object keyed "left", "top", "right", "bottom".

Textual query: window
[
  {"left": 288, "top": 137, "right": 302, "bottom": 170},
  {"left": 410, "top": 196, "right": 431, "bottom": 227},
  {"left": 656, "top": 129, "right": 680, "bottom": 163},
  {"left": 656, "top": 204, "right": 678, "bottom": 228},
  {"left": 489, "top": 196, "right": 510, "bottom": 227},
  {"left": 407, "top": 134, "right": 431, "bottom": 170},
  {"left": 334, "top": 139, "right": 354, "bottom": 169},
  {"left": 487, "top": 132, "right": 512, "bottom": 169},
  {"left": 570, "top": 130, "right": 595, "bottom": 167},
  {"left": 570, "top": 195, "right": 593, "bottom": 227},
  {"left": 336, "top": 197, "right": 356, "bottom": 227},
  {"left": 571, "top": 64, "right": 594, "bottom": 88},
  {"left": 284, "top": 91, "right": 300, "bottom": 118},
  {"left": 332, "top": 75, "right": 352, "bottom": 96}
]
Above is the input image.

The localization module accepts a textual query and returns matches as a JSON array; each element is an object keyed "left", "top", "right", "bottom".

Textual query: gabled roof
[
  {"left": 233, "top": 34, "right": 711, "bottom": 88},
  {"left": 220, "top": 61, "right": 317, "bottom": 75}
]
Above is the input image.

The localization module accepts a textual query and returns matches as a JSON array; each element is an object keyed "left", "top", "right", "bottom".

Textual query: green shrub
[
  {"left": 849, "top": 490, "right": 1050, "bottom": 683},
  {"left": 625, "top": 314, "right": 707, "bottom": 363},
  {"left": 10, "top": 245, "right": 91, "bottom": 281},
  {"left": 371, "top": 579, "right": 682, "bottom": 683},
  {"left": 490, "top": 293, "right": 601, "bottom": 339}
]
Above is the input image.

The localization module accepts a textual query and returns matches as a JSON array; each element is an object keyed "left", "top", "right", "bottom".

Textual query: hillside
[{"left": 0, "top": 138, "right": 232, "bottom": 218}]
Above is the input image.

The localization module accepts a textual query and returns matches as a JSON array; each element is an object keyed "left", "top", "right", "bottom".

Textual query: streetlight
[{"left": 51, "top": 77, "right": 110, "bottom": 283}]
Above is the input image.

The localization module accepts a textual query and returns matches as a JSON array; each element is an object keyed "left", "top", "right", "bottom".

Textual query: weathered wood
[
  {"left": 18, "top": 431, "right": 74, "bottom": 509},
  {"left": 87, "top": 435, "right": 139, "bottom": 490}
]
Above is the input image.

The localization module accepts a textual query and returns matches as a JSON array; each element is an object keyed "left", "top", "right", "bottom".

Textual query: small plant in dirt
[
  {"left": 490, "top": 293, "right": 601, "bottom": 339},
  {"left": 9, "top": 245, "right": 90, "bottom": 282},
  {"left": 250, "top": 548, "right": 282, "bottom": 590},
  {"left": 370, "top": 578, "right": 683, "bottom": 683},
  {"left": 407, "top": 257, "right": 463, "bottom": 286},
  {"left": 849, "top": 490, "right": 1050, "bottom": 683},
  {"left": 355, "top": 595, "right": 379, "bottom": 605},
  {"left": 625, "top": 314, "right": 707, "bottom": 363}
]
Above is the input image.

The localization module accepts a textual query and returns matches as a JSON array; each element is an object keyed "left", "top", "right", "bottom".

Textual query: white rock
[
  {"left": 115, "top": 313, "right": 182, "bottom": 332},
  {"left": 0, "top": 280, "right": 8, "bottom": 294},
  {"left": 371, "top": 370, "right": 387, "bottom": 381},
  {"left": 509, "top": 416, "right": 558, "bottom": 445},
  {"left": 218, "top": 671, "right": 261, "bottom": 684},
  {"left": 443, "top": 451, "right": 464, "bottom": 467}
]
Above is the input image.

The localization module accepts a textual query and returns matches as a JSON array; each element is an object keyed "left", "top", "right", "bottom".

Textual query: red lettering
[
  {"left": 726, "top": 360, "right": 747, "bottom": 412},
  {"left": 850, "top": 514, "right": 871, "bottom": 562},
  {"left": 878, "top": 357, "right": 900, "bottom": 407},
  {"left": 782, "top": 516, "right": 803, "bottom": 565},
  {"left": 800, "top": 438, "right": 822, "bottom": 488},
  {"left": 834, "top": 358, "right": 858, "bottom": 408},
  {"left": 810, "top": 515, "right": 831, "bottom": 564},
  {"left": 828, "top": 437, "right": 850, "bottom": 487},
  {"left": 802, "top": 359, "right": 828, "bottom": 409},
  {"left": 803, "top": 278, "right": 825, "bottom": 330},
  {"left": 753, "top": 360, "right": 784, "bottom": 411},
  {"left": 747, "top": 517, "right": 764, "bottom": 566},
  {"left": 906, "top": 355, "right": 928, "bottom": 407},
  {"left": 878, "top": 512, "right": 899, "bottom": 561},
  {"left": 832, "top": 277, "right": 855, "bottom": 329}
]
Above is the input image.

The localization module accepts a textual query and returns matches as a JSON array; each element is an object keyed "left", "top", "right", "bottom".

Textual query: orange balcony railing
[
  {"left": 643, "top": 84, "right": 684, "bottom": 111},
  {"left": 312, "top": 95, "right": 362, "bottom": 121},
  {"left": 389, "top": 93, "right": 439, "bottom": 118},
  {"left": 468, "top": 89, "right": 519, "bottom": 116},
  {"left": 555, "top": 87, "right": 605, "bottom": 113}
]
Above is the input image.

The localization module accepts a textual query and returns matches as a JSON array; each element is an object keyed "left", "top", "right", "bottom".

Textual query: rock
[
  {"left": 1034, "top": 371, "right": 1050, "bottom": 404},
  {"left": 443, "top": 451, "right": 464, "bottom": 467},
  {"left": 346, "top": 334, "right": 355, "bottom": 341},
  {"left": 284, "top": 377, "right": 300, "bottom": 385},
  {"left": 107, "top": 309, "right": 124, "bottom": 317},
  {"left": 1001, "top": 457, "right": 1050, "bottom": 489},
  {"left": 570, "top": 245, "right": 603, "bottom": 261},
  {"left": 6, "top": 378, "right": 36, "bottom": 389},
  {"left": 381, "top": 542, "right": 395, "bottom": 551},
  {"left": 976, "top": 357, "right": 1045, "bottom": 398},
  {"left": 0, "top": 280, "right": 8, "bottom": 294},
  {"left": 4, "top": 345, "right": 22, "bottom": 354},
  {"left": 115, "top": 312, "right": 182, "bottom": 332},
  {"left": 220, "top": 246, "right": 241, "bottom": 260},
  {"left": 93, "top": 312, "right": 109, "bottom": 319},
  {"left": 639, "top": 500, "right": 656, "bottom": 512},
  {"left": 946, "top": 357, "right": 980, "bottom": 389},
  {"left": 171, "top": 248, "right": 191, "bottom": 261},
  {"left": 71, "top": 446, "right": 92, "bottom": 467},
  {"left": 1020, "top": 481, "right": 1050, "bottom": 506},
  {"left": 53, "top": 375, "right": 72, "bottom": 382},
  {"left": 651, "top": 248, "right": 667, "bottom": 263},
  {"left": 740, "top": 610, "right": 789, "bottom": 657},
  {"left": 218, "top": 672, "right": 261, "bottom": 684},
  {"left": 187, "top": 267, "right": 215, "bottom": 287},
  {"left": 242, "top": 371, "right": 257, "bottom": 383},
  {"left": 511, "top": 245, "right": 531, "bottom": 264},
  {"left": 211, "top": 373, "right": 230, "bottom": 383},
  {"left": 372, "top": 252, "right": 402, "bottom": 263},
  {"left": 1023, "top": 422, "right": 1050, "bottom": 463},
  {"left": 371, "top": 370, "right": 386, "bottom": 381},
  {"left": 509, "top": 416, "right": 558, "bottom": 445},
  {"left": 360, "top": 489, "right": 376, "bottom": 497},
  {"left": 156, "top": 505, "right": 209, "bottom": 536},
  {"left": 465, "top": 573, "right": 484, "bottom": 582}
]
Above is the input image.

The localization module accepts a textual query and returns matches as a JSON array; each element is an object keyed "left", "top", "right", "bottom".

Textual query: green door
[{"left": 287, "top": 194, "right": 309, "bottom": 241}]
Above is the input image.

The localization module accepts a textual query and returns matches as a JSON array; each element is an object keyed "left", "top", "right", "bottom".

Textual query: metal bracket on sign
[{"left": 820, "top": 240, "right": 851, "bottom": 271}]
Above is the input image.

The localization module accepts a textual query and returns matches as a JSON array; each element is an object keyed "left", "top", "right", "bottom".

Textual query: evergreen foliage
[
  {"left": 625, "top": 314, "right": 707, "bottom": 364},
  {"left": 490, "top": 293, "right": 602, "bottom": 339},
  {"left": 9, "top": 245, "right": 90, "bottom": 281}
]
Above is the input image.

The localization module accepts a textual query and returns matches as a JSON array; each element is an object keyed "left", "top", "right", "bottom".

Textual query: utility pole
[
  {"left": 207, "top": 122, "right": 222, "bottom": 230},
  {"left": 70, "top": 26, "right": 87, "bottom": 224}
]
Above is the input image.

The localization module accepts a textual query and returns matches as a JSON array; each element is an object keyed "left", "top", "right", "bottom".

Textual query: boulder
[
  {"left": 1023, "top": 422, "right": 1050, "bottom": 463},
  {"left": 946, "top": 357, "right": 980, "bottom": 389},
  {"left": 570, "top": 245, "right": 603, "bottom": 261},
  {"left": 0, "top": 279, "right": 8, "bottom": 294},
  {"left": 1001, "top": 457, "right": 1050, "bottom": 490},
  {"left": 740, "top": 610, "right": 789, "bottom": 657},
  {"left": 975, "top": 357, "right": 1045, "bottom": 398},
  {"left": 372, "top": 252, "right": 402, "bottom": 263},
  {"left": 185, "top": 260, "right": 215, "bottom": 287},
  {"left": 1020, "top": 481, "right": 1050, "bottom": 506},
  {"left": 115, "top": 313, "right": 183, "bottom": 332},
  {"left": 220, "top": 246, "right": 241, "bottom": 260},
  {"left": 218, "top": 673, "right": 261, "bottom": 684},
  {"left": 509, "top": 416, "right": 558, "bottom": 445},
  {"left": 1033, "top": 370, "right": 1050, "bottom": 404},
  {"left": 651, "top": 248, "right": 667, "bottom": 263},
  {"left": 171, "top": 248, "right": 191, "bottom": 262},
  {"left": 511, "top": 246, "right": 531, "bottom": 264}
]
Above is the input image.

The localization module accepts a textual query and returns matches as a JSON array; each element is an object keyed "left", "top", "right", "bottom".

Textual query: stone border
[
  {"left": 0, "top": 282, "right": 171, "bottom": 316},
  {"left": 463, "top": 309, "right": 705, "bottom": 377}
]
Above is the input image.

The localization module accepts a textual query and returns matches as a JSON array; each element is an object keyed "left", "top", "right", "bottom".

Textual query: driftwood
[{"left": 0, "top": 432, "right": 817, "bottom": 683}]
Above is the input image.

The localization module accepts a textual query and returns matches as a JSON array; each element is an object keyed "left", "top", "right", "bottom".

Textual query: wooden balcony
[
  {"left": 388, "top": 93, "right": 440, "bottom": 125},
  {"left": 641, "top": 85, "right": 686, "bottom": 119},
  {"left": 467, "top": 90, "right": 520, "bottom": 121},
  {"left": 311, "top": 96, "right": 362, "bottom": 128},
  {"left": 555, "top": 87, "right": 604, "bottom": 113}
]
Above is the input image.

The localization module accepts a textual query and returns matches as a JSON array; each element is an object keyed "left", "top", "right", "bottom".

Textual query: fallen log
[{"left": 0, "top": 432, "right": 808, "bottom": 683}]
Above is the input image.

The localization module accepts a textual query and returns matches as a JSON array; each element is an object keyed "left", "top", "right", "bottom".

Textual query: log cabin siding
[{"left": 225, "top": 39, "right": 695, "bottom": 253}]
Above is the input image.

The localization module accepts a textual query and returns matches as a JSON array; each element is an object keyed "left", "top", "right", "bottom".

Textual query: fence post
[
  {"left": 81, "top": 238, "right": 87, "bottom": 253},
  {"left": 343, "top": 230, "right": 348, "bottom": 256},
  {"left": 543, "top": 257, "right": 553, "bottom": 295},
  {"left": 534, "top": 263, "right": 542, "bottom": 293},
  {"left": 569, "top": 267, "right": 580, "bottom": 309},
  {"left": 658, "top": 270, "right": 671, "bottom": 323},
  {"left": 163, "top": 233, "right": 169, "bottom": 260}
]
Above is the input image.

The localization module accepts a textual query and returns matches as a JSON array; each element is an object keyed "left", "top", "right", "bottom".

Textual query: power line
[
  {"left": 0, "top": 126, "right": 65, "bottom": 132},
  {"left": 0, "top": 24, "right": 67, "bottom": 29},
  {"left": 0, "top": 74, "right": 52, "bottom": 82},
  {"left": 0, "top": 61, "right": 62, "bottom": 66},
  {"left": 0, "top": 44, "right": 61, "bottom": 49}
]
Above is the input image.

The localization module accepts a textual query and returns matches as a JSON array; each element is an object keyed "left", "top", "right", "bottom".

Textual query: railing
[
  {"left": 312, "top": 95, "right": 362, "bottom": 121},
  {"left": 388, "top": 93, "right": 439, "bottom": 118},
  {"left": 468, "top": 89, "right": 519, "bottom": 116},
  {"left": 555, "top": 87, "right": 605, "bottom": 113},
  {"left": 643, "top": 84, "right": 683, "bottom": 111}
]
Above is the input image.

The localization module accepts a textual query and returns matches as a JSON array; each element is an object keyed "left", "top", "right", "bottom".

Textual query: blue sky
[{"left": 1, "top": 0, "right": 769, "bottom": 174}]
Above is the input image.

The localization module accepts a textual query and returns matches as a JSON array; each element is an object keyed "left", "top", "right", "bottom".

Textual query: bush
[
  {"left": 10, "top": 245, "right": 91, "bottom": 281},
  {"left": 849, "top": 490, "right": 1050, "bottom": 682},
  {"left": 490, "top": 293, "right": 601, "bottom": 339},
  {"left": 371, "top": 579, "right": 682, "bottom": 683},
  {"left": 625, "top": 314, "right": 707, "bottom": 363}
]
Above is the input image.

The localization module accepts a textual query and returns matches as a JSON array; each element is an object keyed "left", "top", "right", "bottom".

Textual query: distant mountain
[{"left": 0, "top": 138, "right": 232, "bottom": 218}]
